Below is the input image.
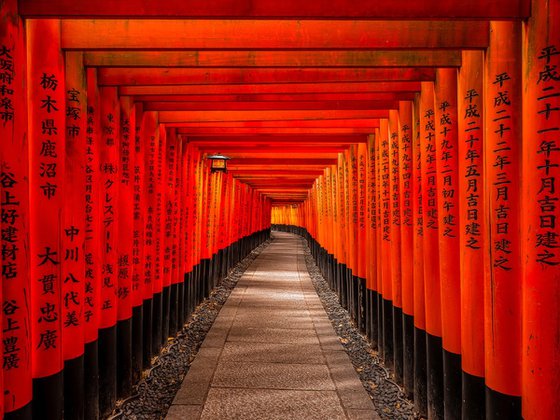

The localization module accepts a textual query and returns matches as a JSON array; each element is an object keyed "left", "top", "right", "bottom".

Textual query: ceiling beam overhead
[
  {"left": 19, "top": 0, "right": 530, "bottom": 19},
  {"left": 159, "top": 110, "right": 389, "bottom": 123},
  {"left": 144, "top": 100, "right": 398, "bottom": 111},
  {"left": 119, "top": 81, "right": 422, "bottom": 95},
  {"left": 98, "top": 68, "right": 436, "bottom": 85},
  {"left": 61, "top": 20, "right": 489, "bottom": 50},
  {"left": 83, "top": 50, "right": 461, "bottom": 68}
]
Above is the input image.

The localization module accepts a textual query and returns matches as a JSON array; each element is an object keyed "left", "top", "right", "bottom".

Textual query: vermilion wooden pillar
[
  {"left": 63, "top": 51, "right": 87, "bottom": 420},
  {"left": 398, "top": 101, "right": 414, "bottom": 399},
  {"left": 374, "top": 128, "right": 384, "bottom": 356},
  {"left": 379, "top": 119, "right": 394, "bottom": 370},
  {"left": 0, "top": 2, "right": 32, "bottom": 417},
  {"left": 98, "top": 86, "right": 120, "bottom": 418},
  {"left": 349, "top": 145, "right": 359, "bottom": 326},
  {"left": 366, "top": 135, "right": 379, "bottom": 350},
  {"left": 389, "top": 110, "right": 403, "bottom": 384},
  {"left": 458, "top": 50, "right": 486, "bottom": 419},
  {"left": 419, "top": 81, "right": 444, "bottom": 419},
  {"left": 117, "top": 95, "right": 135, "bottom": 398},
  {"left": 154, "top": 125, "right": 165, "bottom": 350},
  {"left": 434, "top": 67, "right": 462, "bottom": 419},
  {"left": 141, "top": 110, "right": 158, "bottom": 367},
  {"left": 84, "top": 67, "right": 101, "bottom": 420},
  {"left": 485, "top": 21, "right": 523, "bottom": 419},
  {"left": 412, "top": 94, "right": 428, "bottom": 417},
  {"left": 131, "top": 102, "right": 144, "bottom": 384},
  {"left": 357, "top": 142, "right": 367, "bottom": 333},
  {"left": 522, "top": 0, "right": 560, "bottom": 418},
  {"left": 27, "top": 19, "right": 65, "bottom": 420}
]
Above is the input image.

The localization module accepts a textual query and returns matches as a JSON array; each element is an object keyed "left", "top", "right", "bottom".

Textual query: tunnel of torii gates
[{"left": 0, "top": 0, "right": 558, "bottom": 419}]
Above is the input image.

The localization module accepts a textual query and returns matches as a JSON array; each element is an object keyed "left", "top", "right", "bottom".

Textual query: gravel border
[
  {"left": 299, "top": 236, "right": 418, "bottom": 420},
  {"left": 110, "top": 239, "right": 271, "bottom": 420}
]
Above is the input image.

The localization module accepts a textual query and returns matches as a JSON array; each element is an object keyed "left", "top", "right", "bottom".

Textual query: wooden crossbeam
[
  {"left": 99, "top": 68, "right": 436, "bottom": 85},
  {"left": 61, "top": 20, "right": 489, "bottom": 49},
  {"left": 18, "top": 0, "right": 530, "bottom": 19},
  {"left": 83, "top": 50, "right": 461, "bottom": 67},
  {"left": 119, "top": 82, "right": 422, "bottom": 95}
]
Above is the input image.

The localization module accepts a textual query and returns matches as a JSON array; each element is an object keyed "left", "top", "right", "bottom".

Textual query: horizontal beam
[
  {"left": 229, "top": 170, "right": 324, "bottom": 176},
  {"left": 134, "top": 93, "right": 416, "bottom": 102},
  {"left": 177, "top": 119, "right": 380, "bottom": 129},
  {"left": 228, "top": 164, "right": 328, "bottom": 171},
  {"left": 176, "top": 128, "right": 376, "bottom": 134},
  {"left": 145, "top": 100, "right": 398, "bottom": 111},
  {"left": 185, "top": 135, "right": 366, "bottom": 144},
  {"left": 159, "top": 110, "right": 388, "bottom": 123},
  {"left": 228, "top": 158, "right": 337, "bottom": 165},
  {"left": 84, "top": 50, "right": 461, "bottom": 67},
  {"left": 99, "top": 68, "right": 436, "bottom": 85},
  {"left": 120, "top": 82, "right": 422, "bottom": 95},
  {"left": 224, "top": 152, "right": 340, "bottom": 159},
  {"left": 61, "top": 20, "right": 489, "bottom": 50},
  {"left": 197, "top": 146, "right": 348, "bottom": 153},
  {"left": 18, "top": 0, "right": 530, "bottom": 18}
]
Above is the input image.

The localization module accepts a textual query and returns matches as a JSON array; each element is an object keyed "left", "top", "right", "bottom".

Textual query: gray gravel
[
  {"left": 110, "top": 240, "right": 271, "bottom": 420},
  {"left": 299, "top": 236, "right": 418, "bottom": 420}
]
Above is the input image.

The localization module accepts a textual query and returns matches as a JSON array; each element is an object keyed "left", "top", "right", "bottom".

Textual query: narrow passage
[{"left": 167, "top": 232, "right": 379, "bottom": 420}]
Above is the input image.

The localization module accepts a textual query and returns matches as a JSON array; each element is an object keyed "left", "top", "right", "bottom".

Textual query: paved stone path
[{"left": 166, "top": 232, "right": 380, "bottom": 420}]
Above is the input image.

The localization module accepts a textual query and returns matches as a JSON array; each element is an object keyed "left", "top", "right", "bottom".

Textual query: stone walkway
[{"left": 166, "top": 232, "right": 380, "bottom": 420}]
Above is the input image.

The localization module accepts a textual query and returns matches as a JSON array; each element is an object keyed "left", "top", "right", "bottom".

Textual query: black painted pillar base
[
  {"left": 131, "top": 305, "right": 143, "bottom": 385},
  {"left": 142, "top": 298, "right": 153, "bottom": 369},
  {"left": 393, "top": 306, "right": 404, "bottom": 385},
  {"left": 443, "top": 349, "right": 462, "bottom": 420},
  {"left": 84, "top": 340, "right": 99, "bottom": 420},
  {"left": 3, "top": 402, "right": 32, "bottom": 420},
  {"left": 152, "top": 291, "right": 163, "bottom": 355},
  {"left": 486, "top": 387, "right": 522, "bottom": 420},
  {"left": 117, "top": 317, "right": 132, "bottom": 398},
  {"left": 382, "top": 298, "right": 394, "bottom": 370},
  {"left": 170, "top": 282, "right": 179, "bottom": 336},
  {"left": 162, "top": 285, "right": 171, "bottom": 345},
  {"left": 462, "top": 371, "right": 485, "bottom": 420},
  {"left": 98, "top": 325, "right": 117, "bottom": 419},
  {"left": 414, "top": 327, "right": 428, "bottom": 417},
  {"left": 377, "top": 293, "right": 384, "bottom": 359},
  {"left": 403, "top": 313, "right": 414, "bottom": 399},
  {"left": 426, "top": 332, "right": 444, "bottom": 420},
  {"left": 32, "top": 371, "right": 63, "bottom": 420},
  {"left": 369, "top": 290, "right": 379, "bottom": 351},
  {"left": 358, "top": 277, "right": 366, "bottom": 334},
  {"left": 64, "top": 354, "right": 84, "bottom": 420}
]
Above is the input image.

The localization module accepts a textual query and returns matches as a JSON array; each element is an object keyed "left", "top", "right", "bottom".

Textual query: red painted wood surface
[
  {"left": 83, "top": 50, "right": 461, "bottom": 68},
  {"left": 19, "top": 0, "right": 530, "bottom": 19},
  {"left": 62, "top": 51, "right": 86, "bottom": 360},
  {"left": 379, "top": 119, "right": 392, "bottom": 302},
  {"left": 117, "top": 96, "right": 135, "bottom": 321},
  {"left": 419, "top": 81, "right": 441, "bottom": 338},
  {"left": 120, "top": 82, "right": 422, "bottom": 96},
  {"left": 98, "top": 86, "right": 120, "bottom": 329},
  {"left": 522, "top": 0, "right": 560, "bottom": 416},
  {"left": 60, "top": 20, "right": 489, "bottom": 50},
  {"left": 398, "top": 102, "right": 414, "bottom": 317},
  {"left": 412, "top": 94, "right": 426, "bottom": 331},
  {"left": 99, "top": 68, "right": 436, "bottom": 86},
  {"left": 131, "top": 103, "right": 145, "bottom": 307},
  {"left": 484, "top": 20, "right": 522, "bottom": 398},
  {"left": 458, "top": 50, "right": 485, "bottom": 379},
  {"left": 0, "top": 0, "right": 32, "bottom": 411},
  {"left": 85, "top": 68, "right": 101, "bottom": 343},
  {"left": 27, "top": 19, "right": 65, "bottom": 378},
  {"left": 389, "top": 111, "right": 402, "bottom": 308},
  {"left": 434, "top": 68, "right": 460, "bottom": 355}
]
